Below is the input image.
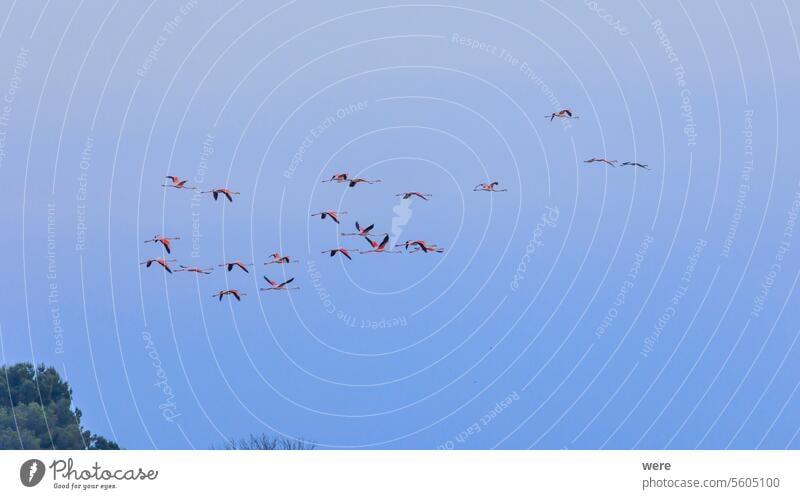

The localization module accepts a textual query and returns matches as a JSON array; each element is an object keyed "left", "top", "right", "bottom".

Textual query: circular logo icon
[{"left": 19, "top": 459, "right": 45, "bottom": 487}]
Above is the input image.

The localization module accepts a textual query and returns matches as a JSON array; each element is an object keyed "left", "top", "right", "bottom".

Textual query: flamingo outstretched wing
[{"left": 377, "top": 235, "right": 389, "bottom": 250}]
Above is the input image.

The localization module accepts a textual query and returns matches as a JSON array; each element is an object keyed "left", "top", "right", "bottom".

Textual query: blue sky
[{"left": 1, "top": 0, "right": 799, "bottom": 449}]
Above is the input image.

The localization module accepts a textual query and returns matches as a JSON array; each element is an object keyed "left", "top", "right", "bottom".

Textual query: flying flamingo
[
  {"left": 409, "top": 244, "right": 444, "bottom": 254},
  {"left": 340, "top": 221, "right": 386, "bottom": 237},
  {"left": 322, "top": 173, "right": 349, "bottom": 183},
  {"left": 584, "top": 157, "right": 617, "bottom": 167},
  {"left": 361, "top": 235, "right": 401, "bottom": 254},
  {"left": 218, "top": 261, "right": 252, "bottom": 273},
  {"left": 409, "top": 246, "right": 444, "bottom": 253},
  {"left": 163, "top": 176, "right": 195, "bottom": 189},
  {"left": 201, "top": 187, "right": 240, "bottom": 202},
  {"left": 474, "top": 182, "right": 508, "bottom": 192},
  {"left": 545, "top": 109, "right": 578, "bottom": 121},
  {"left": 395, "top": 240, "right": 444, "bottom": 253},
  {"left": 347, "top": 177, "right": 381, "bottom": 188},
  {"left": 265, "top": 252, "right": 298, "bottom": 265},
  {"left": 143, "top": 234, "right": 180, "bottom": 254},
  {"left": 261, "top": 276, "right": 299, "bottom": 291},
  {"left": 321, "top": 247, "right": 358, "bottom": 260},
  {"left": 311, "top": 210, "right": 347, "bottom": 224},
  {"left": 176, "top": 265, "right": 212, "bottom": 274},
  {"left": 212, "top": 289, "right": 246, "bottom": 301},
  {"left": 621, "top": 161, "right": 650, "bottom": 170},
  {"left": 395, "top": 192, "right": 432, "bottom": 200},
  {"left": 140, "top": 258, "right": 176, "bottom": 273}
]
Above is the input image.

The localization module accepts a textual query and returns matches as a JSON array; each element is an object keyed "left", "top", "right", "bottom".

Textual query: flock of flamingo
[
  {"left": 547, "top": 109, "right": 650, "bottom": 169},
  {"left": 142, "top": 108, "right": 646, "bottom": 301},
  {"left": 143, "top": 170, "right": 502, "bottom": 300}
]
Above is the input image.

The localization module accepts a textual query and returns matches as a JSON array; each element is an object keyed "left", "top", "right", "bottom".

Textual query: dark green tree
[{"left": 0, "top": 363, "right": 119, "bottom": 450}]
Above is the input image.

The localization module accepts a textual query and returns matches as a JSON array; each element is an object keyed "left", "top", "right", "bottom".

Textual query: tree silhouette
[
  {"left": 0, "top": 363, "right": 119, "bottom": 450},
  {"left": 215, "top": 434, "right": 316, "bottom": 450}
]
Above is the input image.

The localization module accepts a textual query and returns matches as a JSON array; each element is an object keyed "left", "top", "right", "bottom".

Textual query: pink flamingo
[
  {"left": 265, "top": 252, "right": 298, "bottom": 265},
  {"left": 218, "top": 261, "right": 252, "bottom": 273},
  {"left": 395, "top": 240, "right": 444, "bottom": 253},
  {"left": 163, "top": 176, "right": 195, "bottom": 189},
  {"left": 261, "top": 276, "right": 299, "bottom": 291},
  {"left": 395, "top": 192, "right": 432, "bottom": 200},
  {"left": 176, "top": 265, "right": 212, "bottom": 274},
  {"left": 311, "top": 210, "right": 347, "bottom": 224},
  {"left": 322, "top": 173, "right": 349, "bottom": 183},
  {"left": 474, "top": 182, "right": 508, "bottom": 192},
  {"left": 143, "top": 234, "right": 180, "bottom": 254},
  {"left": 361, "top": 235, "right": 401, "bottom": 254},
  {"left": 212, "top": 289, "right": 246, "bottom": 301},
  {"left": 201, "top": 187, "right": 240, "bottom": 202},
  {"left": 347, "top": 177, "right": 381, "bottom": 188},
  {"left": 321, "top": 247, "right": 358, "bottom": 260},
  {"left": 341, "top": 221, "right": 386, "bottom": 237},
  {"left": 545, "top": 109, "right": 578, "bottom": 121},
  {"left": 584, "top": 157, "right": 617, "bottom": 167},
  {"left": 140, "top": 258, "right": 176, "bottom": 273}
]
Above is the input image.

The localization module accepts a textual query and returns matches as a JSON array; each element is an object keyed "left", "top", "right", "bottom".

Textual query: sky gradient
[{"left": 1, "top": 0, "right": 799, "bottom": 449}]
